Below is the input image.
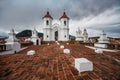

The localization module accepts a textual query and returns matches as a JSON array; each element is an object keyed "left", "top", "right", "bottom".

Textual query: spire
[
  {"left": 59, "top": 11, "right": 69, "bottom": 20},
  {"left": 42, "top": 10, "right": 53, "bottom": 19}
]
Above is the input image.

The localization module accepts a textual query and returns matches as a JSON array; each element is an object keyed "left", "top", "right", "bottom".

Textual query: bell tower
[
  {"left": 59, "top": 11, "right": 69, "bottom": 41},
  {"left": 42, "top": 11, "right": 53, "bottom": 41},
  {"left": 83, "top": 29, "right": 88, "bottom": 42}
]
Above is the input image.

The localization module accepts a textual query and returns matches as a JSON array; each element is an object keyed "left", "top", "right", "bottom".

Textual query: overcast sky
[{"left": 0, "top": 0, "right": 120, "bottom": 37}]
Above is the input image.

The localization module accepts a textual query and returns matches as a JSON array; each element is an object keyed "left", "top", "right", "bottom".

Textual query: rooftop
[{"left": 0, "top": 43, "right": 120, "bottom": 80}]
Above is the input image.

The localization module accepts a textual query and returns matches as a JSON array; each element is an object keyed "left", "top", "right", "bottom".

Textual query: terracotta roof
[
  {"left": 60, "top": 12, "right": 69, "bottom": 20},
  {"left": 42, "top": 11, "right": 53, "bottom": 19},
  {"left": 0, "top": 43, "right": 120, "bottom": 80}
]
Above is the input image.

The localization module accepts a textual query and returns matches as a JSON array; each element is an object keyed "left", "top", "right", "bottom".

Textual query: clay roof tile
[
  {"left": 60, "top": 12, "right": 69, "bottom": 20},
  {"left": 43, "top": 11, "right": 53, "bottom": 19}
]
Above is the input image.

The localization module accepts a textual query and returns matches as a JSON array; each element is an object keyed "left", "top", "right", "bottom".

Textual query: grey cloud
[{"left": 0, "top": 0, "right": 120, "bottom": 37}]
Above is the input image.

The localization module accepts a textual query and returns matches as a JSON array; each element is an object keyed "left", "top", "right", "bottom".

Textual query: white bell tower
[
  {"left": 59, "top": 11, "right": 69, "bottom": 41},
  {"left": 43, "top": 11, "right": 53, "bottom": 41},
  {"left": 83, "top": 29, "right": 88, "bottom": 42}
]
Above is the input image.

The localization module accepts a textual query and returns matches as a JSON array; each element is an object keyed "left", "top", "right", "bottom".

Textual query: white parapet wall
[
  {"left": 95, "top": 48, "right": 103, "bottom": 53},
  {"left": 13, "top": 42, "right": 21, "bottom": 52},
  {"left": 94, "top": 43, "right": 108, "bottom": 48},
  {"left": 6, "top": 44, "right": 12, "bottom": 50},
  {"left": 6, "top": 42, "right": 21, "bottom": 53},
  {"left": 75, "top": 58, "right": 93, "bottom": 73},
  {"left": 63, "top": 49, "right": 70, "bottom": 54}
]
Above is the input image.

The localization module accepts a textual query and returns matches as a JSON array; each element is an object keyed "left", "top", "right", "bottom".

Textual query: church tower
[
  {"left": 43, "top": 11, "right": 53, "bottom": 41},
  {"left": 31, "top": 27, "right": 41, "bottom": 45},
  {"left": 59, "top": 11, "right": 69, "bottom": 41},
  {"left": 83, "top": 29, "right": 88, "bottom": 42},
  {"left": 76, "top": 27, "right": 83, "bottom": 41}
]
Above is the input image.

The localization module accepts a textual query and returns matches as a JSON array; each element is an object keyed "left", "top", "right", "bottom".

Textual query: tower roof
[
  {"left": 42, "top": 11, "right": 53, "bottom": 19},
  {"left": 59, "top": 12, "right": 69, "bottom": 20}
]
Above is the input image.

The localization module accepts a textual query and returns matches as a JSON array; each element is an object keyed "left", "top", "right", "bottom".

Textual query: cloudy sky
[{"left": 0, "top": 0, "right": 120, "bottom": 37}]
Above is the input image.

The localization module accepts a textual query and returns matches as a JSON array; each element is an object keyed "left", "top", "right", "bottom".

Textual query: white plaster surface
[
  {"left": 27, "top": 50, "right": 35, "bottom": 55},
  {"left": 60, "top": 45, "right": 64, "bottom": 49},
  {"left": 75, "top": 58, "right": 93, "bottom": 72},
  {"left": 6, "top": 42, "right": 21, "bottom": 52},
  {"left": 98, "top": 30, "right": 109, "bottom": 43},
  {"left": 94, "top": 43, "right": 107, "bottom": 48},
  {"left": 95, "top": 48, "right": 103, "bottom": 53},
  {"left": 43, "top": 13, "right": 69, "bottom": 41},
  {"left": 63, "top": 49, "right": 70, "bottom": 54},
  {"left": 86, "top": 46, "right": 119, "bottom": 52},
  {"left": 0, "top": 47, "right": 27, "bottom": 55}
]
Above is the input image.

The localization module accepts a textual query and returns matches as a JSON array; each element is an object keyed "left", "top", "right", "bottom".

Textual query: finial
[{"left": 47, "top": 8, "right": 49, "bottom": 11}]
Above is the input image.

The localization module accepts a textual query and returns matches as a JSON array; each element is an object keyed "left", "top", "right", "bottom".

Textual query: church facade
[{"left": 42, "top": 11, "right": 69, "bottom": 41}]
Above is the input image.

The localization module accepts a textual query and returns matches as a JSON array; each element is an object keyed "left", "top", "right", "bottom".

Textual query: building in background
[{"left": 31, "top": 27, "right": 41, "bottom": 45}]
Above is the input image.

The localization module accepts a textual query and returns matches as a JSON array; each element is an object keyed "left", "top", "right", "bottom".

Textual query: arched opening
[
  {"left": 36, "top": 39, "right": 39, "bottom": 45},
  {"left": 46, "top": 20, "right": 49, "bottom": 25},
  {"left": 64, "top": 20, "right": 66, "bottom": 26},
  {"left": 55, "top": 31, "right": 58, "bottom": 41}
]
